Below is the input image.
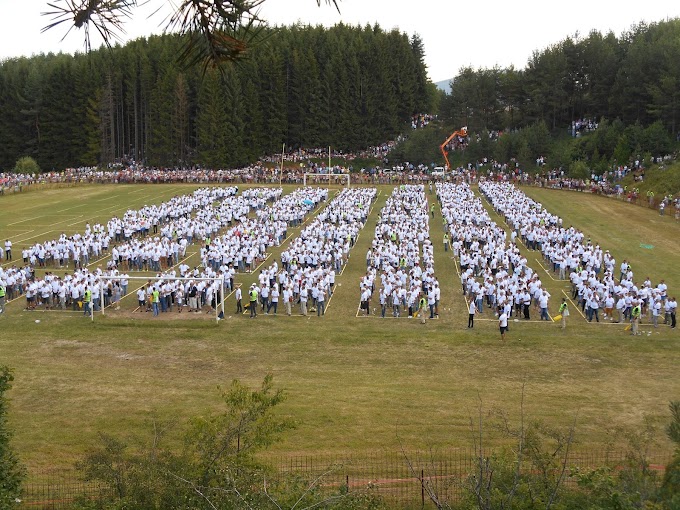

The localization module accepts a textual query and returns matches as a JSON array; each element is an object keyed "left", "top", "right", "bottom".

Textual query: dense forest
[
  {"left": 3, "top": 18, "right": 680, "bottom": 174},
  {"left": 387, "top": 18, "right": 680, "bottom": 173},
  {"left": 0, "top": 24, "right": 433, "bottom": 171},
  {"left": 439, "top": 18, "right": 680, "bottom": 138}
]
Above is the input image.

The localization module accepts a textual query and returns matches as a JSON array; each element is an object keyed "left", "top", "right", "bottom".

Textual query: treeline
[
  {"left": 439, "top": 18, "right": 680, "bottom": 138},
  {"left": 0, "top": 24, "right": 433, "bottom": 171}
]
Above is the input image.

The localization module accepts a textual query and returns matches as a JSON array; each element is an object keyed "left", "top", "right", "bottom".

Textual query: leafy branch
[{"left": 41, "top": 0, "right": 340, "bottom": 70}]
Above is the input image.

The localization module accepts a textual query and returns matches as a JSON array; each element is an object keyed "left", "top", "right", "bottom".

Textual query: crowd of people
[
  {"left": 359, "top": 185, "right": 439, "bottom": 322},
  {"left": 411, "top": 113, "right": 437, "bottom": 129},
  {"left": 201, "top": 187, "right": 324, "bottom": 282},
  {"left": 570, "top": 118, "right": 599, "bottom": 137},
  {"left": 479, "top": 181, "right": 676, "bottom": 332},
  {"left": 438, "top": 182, "right": 551, "bottom": 330},
  {"left": 0, "top": 186, "right": 282, "bottom": 315},
  {"left": 246, "top": 187, "right": 376, "bottom": 318},
  {"left": 0, "top": 169, "right": 676, "bottom": 328}
]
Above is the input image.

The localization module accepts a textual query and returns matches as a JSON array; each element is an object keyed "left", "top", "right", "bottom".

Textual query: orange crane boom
[{"left": 440, "top": 127, "right": 468, "bottom": 171}]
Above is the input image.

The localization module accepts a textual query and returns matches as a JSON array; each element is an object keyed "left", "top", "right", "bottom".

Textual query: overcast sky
[{"left": 0, "top": 0, "right": 677, "bottom": 83}]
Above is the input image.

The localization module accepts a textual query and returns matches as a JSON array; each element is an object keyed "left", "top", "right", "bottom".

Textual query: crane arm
[{"left": 439, "top": 127, "right": 468, "bottom": 170}]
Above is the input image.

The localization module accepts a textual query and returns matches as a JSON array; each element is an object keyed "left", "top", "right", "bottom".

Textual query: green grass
[
  {"left": 0, "top": 183, "right": 679, "bottom": 476},
  {"left": 620, "top": 161, "right": 680, "bottom": 198}
]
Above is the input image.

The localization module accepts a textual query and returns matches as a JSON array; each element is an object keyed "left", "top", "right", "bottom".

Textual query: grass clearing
[{"left": 0, "top": 183, "right": 678, "bottom": 477}]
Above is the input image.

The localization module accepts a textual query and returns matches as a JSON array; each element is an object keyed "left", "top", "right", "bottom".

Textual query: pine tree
[{"left": 196, "top": 69, "right": 228, "bottom": 168}]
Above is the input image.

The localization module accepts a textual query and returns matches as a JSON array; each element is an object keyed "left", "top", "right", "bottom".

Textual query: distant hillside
[
  {"left": 435, "top": 79, "right": 452, "bottom": 93},
  {"left": 620, "top": 161, "right": 680, "bottom": 198}
]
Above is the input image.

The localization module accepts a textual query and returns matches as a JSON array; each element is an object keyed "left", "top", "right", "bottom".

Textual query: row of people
[
  {"left": 13, "top": 187, "right": 238, "bottom": 271},
  {"left": 360, "top": 185, "right": 439, "bottom": 320},
  {"left": 201, "top": 187, "right": 327, "bottom": 276},
  {"left": 437, "top": 182, "right": 551, "bottom": 326},
  {"left": 480, "top": 181, "right": 674, "bottom": 330},
  {"left": 1, "top": 187, "right": 268, "bottom": 310},
  {"left": 247, "top": 187, "right": 377, "bottom": 317}
]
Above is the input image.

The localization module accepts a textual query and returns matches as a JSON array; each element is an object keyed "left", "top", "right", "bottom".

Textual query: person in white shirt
[
  {"left": 175, "top": 287, "right": 184, "bottom": 312},
  {"left": 539, "top": 291, "right": 550, "bottom": 321},
  {"left": 300, "top": 287, "right": 309, "bottom": 316},
  {"left": 668, "top": 297, "right": 677, "bottom": 329},
  {"left": 652, "top": 298, "right": 662, "bottom": 328},
  {"left": 499, "top": 310, "right": 508, "bottom": 340},
  {"left": 468, "top": 300, "right": 476, "bottom": 328},
  {"left": 316, "top": 287, "right": 326, "bottom": 316},
  {"left": 282, "top": 286, "right": 292, "bottom": 316},
  {"left": 268, "top": 286, "right": 279, "bottom": 315},
  {"left": 234, "top": 285, "right": 242, "bottom": 313},
  {"left": 260, "top": 283, "right": 269, "bottom": 313},
  {"left": 604, "top": 294, "right": 615, "bottom": 321}
]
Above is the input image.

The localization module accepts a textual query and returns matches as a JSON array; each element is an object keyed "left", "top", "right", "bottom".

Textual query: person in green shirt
[
  {"left": 0, "top": 282, "right": 6, "bottom": 314},
  {"left": 558, "top": 298, "right": 569, "bottom": 329},
  {"left": 443, "top": 233, "right": 450, "bottom": 252},
  {"left": 419, "top": 296, "right": 428, "bottom": 324},
  {"left": 249, "top": 285, "right": 259, "bottom": 318},
  {"left": 83, "top": 287, "right": 92, "bottom": 317},
  {"left": 631, "top": 302, "right": 642, "bottom": 336},
  {"left": 152, "top": 287, "right": 160, "bottom": 316}
]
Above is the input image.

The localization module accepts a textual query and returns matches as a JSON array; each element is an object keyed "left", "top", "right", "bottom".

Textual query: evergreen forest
[
  {"left": 440, "top": 19, "right": 680, "bottom": 137},
  {"left": 0, "top": 24, "right": 432, "bottom": 171},
  {"left": 2, "top": 18, "right": 680, "bottom": 173}
]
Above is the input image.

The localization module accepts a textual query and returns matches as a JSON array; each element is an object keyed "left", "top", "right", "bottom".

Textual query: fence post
[{"left": 421, "top": 468, "right": 425, "bottom": 509}]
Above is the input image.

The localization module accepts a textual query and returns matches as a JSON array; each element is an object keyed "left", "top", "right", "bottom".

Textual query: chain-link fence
[{"left": 21, "top": 448, "right": 674, "bottom": 509}]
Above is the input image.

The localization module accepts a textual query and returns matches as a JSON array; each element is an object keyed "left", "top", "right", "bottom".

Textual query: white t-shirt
[{"left": 499, "top": 312, "right": 508, "bottom": 328}]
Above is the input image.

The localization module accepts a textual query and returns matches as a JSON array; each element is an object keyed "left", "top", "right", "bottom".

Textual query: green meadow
[{"left": 1, "top": 183, "right": 678, "bottom": 476}]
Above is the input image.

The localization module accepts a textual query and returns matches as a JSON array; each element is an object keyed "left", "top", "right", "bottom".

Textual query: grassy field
[{"left": 0, "top": 183, "right": 679, "bottom": 476}]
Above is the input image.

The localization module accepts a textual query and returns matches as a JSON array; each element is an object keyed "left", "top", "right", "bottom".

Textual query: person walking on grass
[
  {"left": 558, "top": 298, "right": 569, "bottom": 329},
  {"left": 499, "top": 309, "right": 508, "bottom": 340}
]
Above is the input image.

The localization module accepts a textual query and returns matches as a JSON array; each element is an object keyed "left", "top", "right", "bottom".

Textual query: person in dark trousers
[
  {"left": 235, "top": 285, "right": 243, "bottom": 313},
  {"left": 468, "top": 300, "right": 476, "bottom": 328}
]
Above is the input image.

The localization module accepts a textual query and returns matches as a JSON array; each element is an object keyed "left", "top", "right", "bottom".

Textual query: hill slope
[{"left": 620, "top": 161, "right": 680, "bottom": 199}]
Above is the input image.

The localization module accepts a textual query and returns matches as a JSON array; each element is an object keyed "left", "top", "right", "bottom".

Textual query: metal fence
[
  {"left": 21, "top": 448, "right": 674, "bottom": 509},
  {"left": 21, "top": 469, "right": 110, "bottom": 509}
]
